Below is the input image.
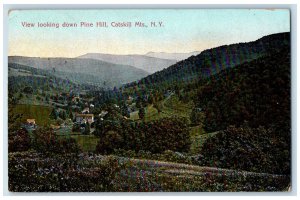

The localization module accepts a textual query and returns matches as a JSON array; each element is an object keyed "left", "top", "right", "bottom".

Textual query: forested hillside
[
  {"left": 195, "top": 46, "right": 290, "bottom": 132},
  {"left": 125, "top": 32, "right": 290, "bottom": 91}
]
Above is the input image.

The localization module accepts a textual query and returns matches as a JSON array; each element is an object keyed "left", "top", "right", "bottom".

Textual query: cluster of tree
[
  {"left": 86, "top": 89, "right": 122, "bottom": 108},
  {"left": 200, "top": 125, "right": 290, "bottom": 175},
  {"left": 194, "top": 47, "right": 290, "bottom": 133},
  {"left": 49, "top": 108, "right": 73, "bottom": 121},
  {"left": 95, "top": 117, "right": 191, "bottom": 154}
]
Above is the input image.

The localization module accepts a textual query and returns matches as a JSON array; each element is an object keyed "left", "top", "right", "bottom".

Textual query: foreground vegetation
[{"left": 9, "top": 151, "right": 290, "bottom": 192}]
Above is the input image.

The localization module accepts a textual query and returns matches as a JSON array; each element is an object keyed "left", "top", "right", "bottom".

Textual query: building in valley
[{"left": 75, "top": 113, "right": 94, "bottom": 124}]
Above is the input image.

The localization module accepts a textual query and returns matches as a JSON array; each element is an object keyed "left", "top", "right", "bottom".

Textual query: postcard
[{"left": 7, "top": 9, "right": 291, "bottom": 192}]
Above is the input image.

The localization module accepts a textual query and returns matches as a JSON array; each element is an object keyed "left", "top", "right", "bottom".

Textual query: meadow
[{"left": 11, "top": 104, "right": 53, "bottom": 126}]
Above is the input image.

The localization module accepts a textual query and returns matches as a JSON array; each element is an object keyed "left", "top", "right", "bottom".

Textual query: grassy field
[
  {"left": 58, "top": 134, "right": 99, "bottom": 152},
  {"left": 130, "top": 104, "right": 165, "bottom": 121},
  {"left": 162, "top": 95, "right": 193, "bottom": 118},
  {"left": 11, "top": 104, "right": 53, "bottom": 126},
  {"left": 72, "top": 135, "right": 98, "bottom": 152},
  {"left": 130, "top": 95, "right": 193, "bottom": 123}
]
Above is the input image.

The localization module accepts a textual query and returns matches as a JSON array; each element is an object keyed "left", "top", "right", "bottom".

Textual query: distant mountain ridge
[
  {"left": 78, "top": 53, "right": 178, "bottom": 74},
  {"left": 145, "top": 51, "right": 201, "bottom": 61}
]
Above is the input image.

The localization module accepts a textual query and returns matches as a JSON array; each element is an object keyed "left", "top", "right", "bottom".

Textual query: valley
[{"left": 8, "top": 32, "right": 291, "bottom": 192}]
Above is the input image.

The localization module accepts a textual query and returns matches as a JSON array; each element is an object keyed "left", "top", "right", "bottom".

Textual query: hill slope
[{"left": 8, "top": 56, "right": 149, "bottom": 88}]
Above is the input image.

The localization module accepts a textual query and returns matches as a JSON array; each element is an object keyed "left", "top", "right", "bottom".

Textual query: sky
[{"left": 8, "top": 9, "right": 290, "bottom": 57}]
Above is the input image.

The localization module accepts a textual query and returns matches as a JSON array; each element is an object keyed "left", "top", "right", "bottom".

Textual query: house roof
[
  {"left": 26, "top": 119, "right": 36, "bottom": 124},
  {"left": 75, "top": 113, "right": 94, "bottom": 117}
]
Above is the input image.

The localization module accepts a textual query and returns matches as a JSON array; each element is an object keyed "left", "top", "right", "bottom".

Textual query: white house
[{"left": 75, "top": 113, "right": 94, "bottom": 124}]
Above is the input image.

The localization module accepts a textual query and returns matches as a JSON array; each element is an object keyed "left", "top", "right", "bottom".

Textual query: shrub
[
  {"left": 138, "top": 107, "right": 145, "bottom": 120},
  {"left": 8, "top": 128, "right": 31, "bottom": 152}
]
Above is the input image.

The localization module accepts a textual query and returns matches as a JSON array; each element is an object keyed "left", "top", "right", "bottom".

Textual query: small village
[
  {"left": 20, "top": 91, "right": 145, "bottom": 137},
  {"left": 20, "top": 88, "right": 178, "bottom": 137}
]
